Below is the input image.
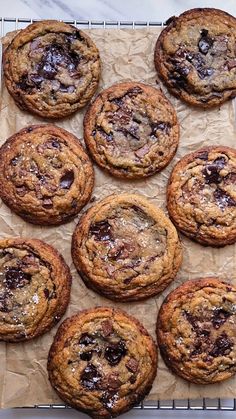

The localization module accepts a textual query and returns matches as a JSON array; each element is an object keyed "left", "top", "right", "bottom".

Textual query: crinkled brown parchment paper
[{"left": 1, "top": 27, "right": 236, "bottom": 408}]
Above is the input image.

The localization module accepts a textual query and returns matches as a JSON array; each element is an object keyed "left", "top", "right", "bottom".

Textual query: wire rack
[{"left": 0, "top": 16, "right": 236, "bottom": 413}]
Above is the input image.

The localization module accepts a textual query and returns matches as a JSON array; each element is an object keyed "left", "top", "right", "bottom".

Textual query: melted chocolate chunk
[
  {"left": 203, "top": 156, "right": 226, "bottom": 184},
  {"left": 198, "top": 151, "right": 209, "bottom": 160},
  {"left": 16, "top": 186, "right": 28, "bottom": 197},
  {"left": 198, "top": 29, "right": 214, "bottom": 55},
  {"left": 101, "top": 391, "right": 118, "bottom": 410},
  {"left": 4, "top": 267, "right": 31, "bottom": 290},
  {"left": 60, "top": 170, "right": 74, "bottom": 189},
  {"left": 190, "top": 53, "right": 213, "bottom": 79},
  {"left": 209, "top": 332, "right": 233, "bottom": 357},
  {"left": 90, "top": 220, "right": 113, "bottom": 242},
  {"left": 81, "top": 364, "right": 101, "bottom": 390},
  {"left": 30, "top": 74, "right": 44, "bottom": 87},
  {"left": 213, "top": 188, "right": 236, "bottom": 208},
  {"left": 44, "top": 288, "right": 50, "bottom": 299},
  {"left": 212, "top": 308, "right": 231, "bottom": 329},
  {"left": 38, "top": 43, "right": 79, "bottom": 80},
  {"left": 101, "top": 320, "right": 113, "bottom": 337},
  {"left": 11, "top": 156, "right": 20, "bottom": 166},
  {"left": 119, "top": 126, "right": 140, "bottom": 140},
  {"left": 104, "top": 340, "right": 127, "bottom": 366},
  {"left": 0, "top": 293, "right": 10, "bottom": 312},
  {"left": 42, "top": 198, "right": 53, "bottom": 209},
  {"left": 80, "top": 351, "right": 93, "bottom": 361},
  {"left": 79, "top": 333, "right": 95, "bottom": 346},
  {"left": 46, "top": 138, "right": 61, "bottom": 149},
  {"left": 17, "top": 74, "right": 32, "bottom": 92},
  {"left": 96, "top": 128, "right": 113, "bottom": 142},
  {"left": 191, "top": 339, "right": 204, "bottom": 356},
  {"left": 150, "top": 122, "right": 170, "bottom": 136},
  {"left": 126, "top": 358, "right": 138, "bottom": 373}
]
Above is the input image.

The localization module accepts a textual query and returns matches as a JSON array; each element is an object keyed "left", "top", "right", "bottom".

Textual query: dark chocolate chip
[
  {"left": 191, "top": 339, "right": 204, "bottom": 356},
  {"left": 97, "top": 127, "right": 113, "bottom": 142},
  {"left": 4, "top": 267, "right": 31, "bottom": 290},
  {"left": 209, "top": 332, "right": 233, "bottom": 357},
  {"left": 16, "top": 186, "right": 28, "bottom": 197},
  {"left": 126, "top": 86, "right": 143, "bottom": 97},
  {"left": 81, "top": 364, "right": 101, "bottom": 390},
  {"left": 30, "top": 74, "right": 44, "bottom": 87},
  {"left": 104, "top": 340, "right": 127, "bottom": 366},
  {"left": 17, "top": 74, "right": 32, "bottom": 92},
  {"left": 101, "top": 319, "right": 113, "bottom": 337},
  {"left": 130, "top": 375, "right": 137, "bottom": 384},
  {"left": 212, "top": 308, "right": 231, "bottom": 329},
  {"left": 79, "top": 333, "right": 95, "bottom": 346},
  {"left": 203, "top": 157, "right": 226, "bottom": 184},
  {"left": 198, "top": 29, "right": 214, "bottom": 55},
  {"left": 42, "top": 198, "right": 53, "bottom": 209},
  {"left": 60, "top": 170, "right": 74, "bottom": 189},
  {"left": 198, "top": 151, "right": 209, "bottom": 160},
  {"left": 198, "top": 67, "right": 214, "bottom": 79},
  {"left": 101, "top": 391, "right": 118, "bottom": 410},
  {"left": 126, "top": 358, "right": 138, "bottom": 373},
  {"left": 11, "top": 156, "right": 20, "bottom": 166},
  {"left": 213, "top": 188, "right": 236, "bottom": 208},
  {"left": 150, "top": 122, "right": 170, "bottom": 136},
  {"left": 0, "top": 293, "right": 10, "bottom": 313},
  {"left": 80, "top": 351, "right": 93, "bottom": 361},
  {"left": 90, "top": 220, "right": 113, "bottom": 242},
  {"left": 44, "top": 288, "right": 50, "bottom": 299}
]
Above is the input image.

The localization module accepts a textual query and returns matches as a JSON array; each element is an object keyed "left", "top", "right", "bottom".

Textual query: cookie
[
  {"left": 154, "top": 8, "right": 236, "bottom": 107},
  {"left": 0, "top": 238, "right": 71, "bottom": 342},
  {"left": 167, "top": 146, "right": 236, "bottom": 246},
  {"left": 48, "top": 307, "right": 157, "bottom": 418},
  {"left": 157, "top": 278, "right": 236, "bottom": 384},
  {"left": 3, "top": 20, "right": 101, "bottom": 119},
  {"left": 0, "top": 124, "right": 94, "bottom": 226},
  {"left": 84, "top": 82, "right": 179, "bottom": 179},
  {"left": 72, "top": 193, "right": 182, "bottom": 301}
]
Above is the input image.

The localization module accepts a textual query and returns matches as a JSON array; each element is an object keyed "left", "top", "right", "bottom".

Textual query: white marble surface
[
  {"left": 1, "top": 0, "right": 236, "bottom": 21},
  {"left": 1, "top": 0, "right": 236, "bottom": 418}
]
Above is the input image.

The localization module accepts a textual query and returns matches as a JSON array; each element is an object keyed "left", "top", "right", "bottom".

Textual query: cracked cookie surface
[
  {"left": 3, "top": 20, "right": 101, "bottom": 118},
  {"left": 48, "top": 307, "right": 157, "bottom": 418},
  {"left": 84, "top": 82, "right": 179, "bottom": 179},
  {"left": 167, "top": 146, "right": 236, "bottom": 246},
  {"left": 154, "top": 8, "right": 236, "bottom": 107},
  {"left": 72, "top": 193, "right": 182, "bottom": 301},
  {"left": 157, "top": 278, "right": 236, "bottom": 384},
  {"left": 0, "top": 238, "right": 71, "bottom": 342},
  {"left": 0, "top": 124, "right": 94, "bottom": 225}
]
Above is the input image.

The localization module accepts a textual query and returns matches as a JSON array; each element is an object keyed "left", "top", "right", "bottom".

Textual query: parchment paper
[{"left": 1, "top": 27, "right": 236, "bottom": 408}]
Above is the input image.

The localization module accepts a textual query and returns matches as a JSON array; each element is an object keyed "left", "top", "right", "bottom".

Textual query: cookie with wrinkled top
[
  {"left": 84, "top": 82, "right": 179, "bottom": 179},
  {"left": 0, "top": 124, "right": 94, "bottom": 225},
  {"left": 154, "top": 8, "right": 236, "bottom": 107},
  {"left": 157, "top": 278, "right": 236, "bottom": 384},
  {"left": 167, "top": 146, "right": 236, "bottom": 246},
  {"left": 48, "top": 307, "right": 157, "bottom": 418},
  {"left": 0, "top": 238, "right": 71, "bottom": 342},
  {"left": 3, "top": 20, "right": 101, "bottom": 119},
  {"left": 72, "top": 193, "right": 182, "bottom": 301}
]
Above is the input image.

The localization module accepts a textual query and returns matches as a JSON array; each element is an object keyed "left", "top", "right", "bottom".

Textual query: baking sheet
[{"left": 1, "top": 26, "right": 236, "bottom": 408}]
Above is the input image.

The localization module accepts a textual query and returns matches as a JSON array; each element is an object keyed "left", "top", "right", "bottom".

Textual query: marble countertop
[
  {"left": 1, "top": 0, "right": 236, "bottom": 22},
  {"left": 1, "top": 0, "right": 236, "bottom": 418}
]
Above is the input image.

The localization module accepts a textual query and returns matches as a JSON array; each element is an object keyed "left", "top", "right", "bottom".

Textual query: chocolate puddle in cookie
[{"left": 88, "top": 206, "right": 166, "bottom": 284}]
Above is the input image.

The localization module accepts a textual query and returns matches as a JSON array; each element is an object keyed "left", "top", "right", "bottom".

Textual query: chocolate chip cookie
[
  {"left": 0, "top": 124, "right": 94, "bottom": 225},
  {"left": 167, "top": 146, "right": 236, "bottom": 246},
  {"left": 48, "top": 307, "right": 157, "bottom": 418},
  {"left": 154, "top": 8, "right": 236, "bottom": 107},
  {"left": 0, "top": 238, "right": 71, "bottom": 342},
  {"left": 84, "top": 82, "right": 179, "bottom": 179},
  {"left": 157, "top": 278, "right": 236, "bottom": 384},
  {"left": 3, "top": 20, "right": 101, "bottom": 119},
  {"left": 72, "top": 193, "right": 182, "bottom": 301}
]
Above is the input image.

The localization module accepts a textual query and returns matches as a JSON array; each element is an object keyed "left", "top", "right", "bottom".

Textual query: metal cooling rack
[{"left": 0, "top": 16, "right": 235, "bottom": 413}]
